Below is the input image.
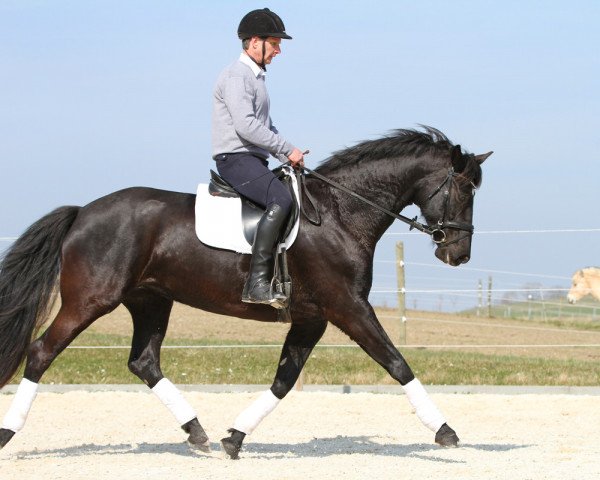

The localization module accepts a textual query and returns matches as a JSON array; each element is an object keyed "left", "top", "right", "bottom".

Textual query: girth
[{"left": 208, "top": 168, "right": 299, "bottom": 246}]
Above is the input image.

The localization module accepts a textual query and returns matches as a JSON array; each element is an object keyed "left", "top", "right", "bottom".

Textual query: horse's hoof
[
  {"left": 186, "top": 430, "right": 211, "bottom": 453},
  {"left": 0, "top": 428, "right": 15, "bottom": 449},
  {"left": 182, "top": 418, "right": 210, "bottom": 452},
  {"left": 220, "top": 437, "right": 241, "bottom": 460},
  {"left": 188, "top": 439, "right": 211, "bottom": 453},
  {"left": 435, "top": 423, "right": 460, "bottom": 447},
  {"left": 220, "top": 428, "right": 245, "bottom": 460}
]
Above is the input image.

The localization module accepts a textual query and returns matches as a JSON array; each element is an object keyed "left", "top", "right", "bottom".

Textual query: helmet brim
[
  {"left": 238, "top": 32, "right": 293, "bottom": 40},
  {"left": 272, "top": 33, "right": 292, "bottom": 40}
]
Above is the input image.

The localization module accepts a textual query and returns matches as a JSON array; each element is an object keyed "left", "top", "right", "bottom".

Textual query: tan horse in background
[{"left": 567, "top": 267, "right": 600, "bottom": 303}]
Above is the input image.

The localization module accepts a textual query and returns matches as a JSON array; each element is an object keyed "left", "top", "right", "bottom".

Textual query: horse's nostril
[{"left": 458, "top": 255, "right": 470, "bottom": 264}]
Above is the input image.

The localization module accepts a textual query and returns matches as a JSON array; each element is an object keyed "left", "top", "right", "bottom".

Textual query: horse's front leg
[
  {"left": 220, "top": 317, "right": 327, "bottom": 459},
  {"left": 328, "top": 300, "right": 459, "bottom": 447},
  {"left": 123, "top": 292, "right": 210, "bottom": 452}
]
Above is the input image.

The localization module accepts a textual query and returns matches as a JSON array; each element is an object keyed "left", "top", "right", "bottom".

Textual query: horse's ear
[
  {"left": 450, "top": 145, "right": 467, "bottom": 172},
  {"left": 474, "top": 151, "right": 493, "bottom": 164}
]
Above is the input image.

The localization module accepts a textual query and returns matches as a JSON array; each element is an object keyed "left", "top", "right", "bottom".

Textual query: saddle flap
[{"left": 241, "top": 198, "right": 264, "bottom": 244}]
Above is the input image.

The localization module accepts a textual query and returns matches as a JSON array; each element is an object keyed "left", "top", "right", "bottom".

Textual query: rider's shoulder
[
  {"left": 215, "top": 61, "right": 249, "bottom": 86},
  {"left": 221, "top": 59, "right": 254, "bottom": 77}
]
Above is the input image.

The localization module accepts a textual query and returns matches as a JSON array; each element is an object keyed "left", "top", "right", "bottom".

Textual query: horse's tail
[{"left": 0, "top": 206, "right": 80, "bottom": 388}]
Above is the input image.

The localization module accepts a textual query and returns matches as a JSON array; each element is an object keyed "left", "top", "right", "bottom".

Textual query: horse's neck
[
  {"left": 312, "top": 156, "right": 431, "bottom": 243},
  {"left": 330, "top": 155, "right": 426, "bottom": 199}
]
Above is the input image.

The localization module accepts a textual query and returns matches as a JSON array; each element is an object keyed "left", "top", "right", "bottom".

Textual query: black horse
[{"left": 0, "top": 127, "right": 490, "bottom": 458}]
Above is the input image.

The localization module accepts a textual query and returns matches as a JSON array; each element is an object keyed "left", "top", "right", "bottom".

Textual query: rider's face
[
  {"left": 262, "top": 37, "right": 281, "bottom": 64},
  {"left": 247, "top": 36, "right": 281, "bottom": 65}
]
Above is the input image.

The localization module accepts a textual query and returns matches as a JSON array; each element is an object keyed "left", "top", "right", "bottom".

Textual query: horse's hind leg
[
  {"left": 123, "top": 291, "right": 210, "bottom": 452},
  {"left": 1, "top": 301, "right": 110, "bottom": 448},
  {"left": 221, "top": 318, "right": 327, "bottom": 459}
]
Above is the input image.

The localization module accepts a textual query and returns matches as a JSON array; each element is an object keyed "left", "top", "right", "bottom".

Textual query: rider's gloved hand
[{"left": 287, "top": 148, "right": 305, "bottom": 168}]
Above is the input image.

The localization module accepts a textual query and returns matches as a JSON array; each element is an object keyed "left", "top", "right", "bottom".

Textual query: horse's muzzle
[{"left": 435, "top": 243, "right": 471, "bottom": 267}]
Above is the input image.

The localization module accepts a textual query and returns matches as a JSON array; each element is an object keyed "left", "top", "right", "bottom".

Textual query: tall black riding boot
[{"left": 242, "top": 204, "right": 288, "bottom": 309}]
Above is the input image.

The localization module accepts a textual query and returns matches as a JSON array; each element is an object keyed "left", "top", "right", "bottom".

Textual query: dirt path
[{"left": 1, "top": 390, "right": 598, "bottom": 480}]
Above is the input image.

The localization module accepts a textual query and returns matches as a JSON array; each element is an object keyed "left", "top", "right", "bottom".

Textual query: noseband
[
  {"left": 425, "top": 167, "right": 475, "bottom": 246},
  {"left": 297, "top": 165, "right": 474, "bottom": 246}
]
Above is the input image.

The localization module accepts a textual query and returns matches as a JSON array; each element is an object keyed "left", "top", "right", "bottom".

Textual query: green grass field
[
  {"left": 5, "top": 300, "right": 600, "bottom": 387},
  {"left": 23, "top": 330, "right": 600, "bottom": 387}
]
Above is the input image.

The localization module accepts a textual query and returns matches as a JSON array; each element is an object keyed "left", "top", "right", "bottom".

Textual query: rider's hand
[{"left": 287, "top": 148, "right": 305, "bottom": 168}]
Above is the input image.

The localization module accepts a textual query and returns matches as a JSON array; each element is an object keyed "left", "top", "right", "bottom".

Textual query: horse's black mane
[{"left": 315, "top": 126, "right": 455, "bottom": 175}]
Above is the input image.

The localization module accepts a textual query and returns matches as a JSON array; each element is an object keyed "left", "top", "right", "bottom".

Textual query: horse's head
[
  {"left": 415, "top": 145, "right": 492, "bottom": 266},
  {"left": 567, "top": 268, "right": 600, "bottom": 303}
]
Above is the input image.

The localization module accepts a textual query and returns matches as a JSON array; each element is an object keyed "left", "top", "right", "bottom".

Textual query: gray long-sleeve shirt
[{"left": 211, "top": 53, "right": 295, "bottom": 160}]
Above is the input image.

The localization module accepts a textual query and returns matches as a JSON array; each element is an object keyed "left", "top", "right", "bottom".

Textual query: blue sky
[{"left": 1, "top": 1, "right": 599, "bottom": 311}]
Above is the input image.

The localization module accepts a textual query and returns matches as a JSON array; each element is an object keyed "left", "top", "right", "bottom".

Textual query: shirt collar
[{"left": 239, "top": 52, "right": 265, "bottom": 78}]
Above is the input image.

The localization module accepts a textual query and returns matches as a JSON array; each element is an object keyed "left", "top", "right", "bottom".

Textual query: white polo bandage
[
  {"left": 233, "top": 389, "right": 281, "bottom": 435},
  {"left": 402, "top": 378, "right": 446, "bottom": 432},
  {"left": 1, "top": 378, "right": 39, "bottom": 432},
  {"left": 151, "top": 378, "right": 197, "bottom": 425}
]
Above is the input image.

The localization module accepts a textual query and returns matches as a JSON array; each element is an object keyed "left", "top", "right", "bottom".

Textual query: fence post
[
  {"left": 487, "top": 276, "right": 493, "bottom": 317},
  {"left": 477, "top": 279, "right": 482, "bottom": 316},
  {"left": 396, "top": 242, "right": 406, "bottom": 345},
  {"left": 539, "top": 288, "right": 547, "bottom": 322}
]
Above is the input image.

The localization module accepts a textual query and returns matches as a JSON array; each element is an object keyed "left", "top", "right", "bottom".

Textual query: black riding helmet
[{"left": 237, "top": 8, "right": 292, "bottom": 40}]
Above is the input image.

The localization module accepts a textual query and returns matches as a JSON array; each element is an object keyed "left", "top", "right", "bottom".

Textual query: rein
[{"left": 296, "top": 165, "right": 474, "bottom": 246}]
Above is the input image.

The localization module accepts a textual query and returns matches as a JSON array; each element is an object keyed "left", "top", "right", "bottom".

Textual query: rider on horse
[{"left": 211, "top": 8, "right": 305, "bottom": 309}]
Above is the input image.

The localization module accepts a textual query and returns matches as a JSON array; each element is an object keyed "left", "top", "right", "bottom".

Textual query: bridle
[
  {"left": 423, "top": 167, "right": 475, "bottom": 246},
  {"left": 297, "top": 165, "right": 475, "bottom": 246}
]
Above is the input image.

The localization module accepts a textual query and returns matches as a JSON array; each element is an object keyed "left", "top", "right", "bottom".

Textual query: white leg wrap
[
  {"left": 1, "top": 378, "right": 39, "bottom": 432},
  {"left": 233, "top": 389, "right": 281, "bottom": 435},
  {"left": 402, "top": 378, "right": 446, "bottom": 432},
  {"left": 151, "top": 378, "right": 197, "bottom": 426}
]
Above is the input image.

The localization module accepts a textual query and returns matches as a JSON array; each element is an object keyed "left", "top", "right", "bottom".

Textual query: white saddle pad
[{"left": 195, "top": 168, "right": 300, "bottom": 254}]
